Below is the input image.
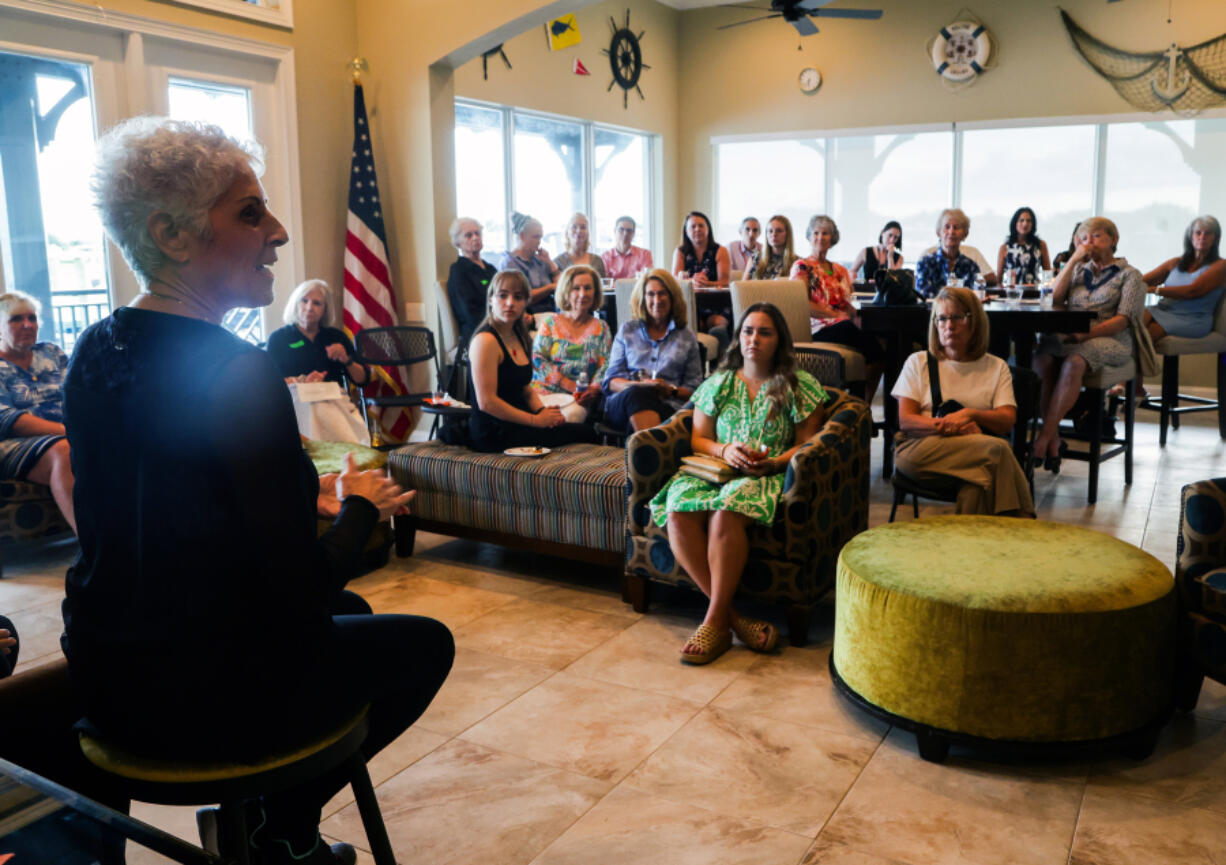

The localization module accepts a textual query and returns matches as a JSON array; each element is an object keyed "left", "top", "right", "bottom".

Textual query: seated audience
[
  {"left": 651, "top": 302, "right": 827, "bottom": 665},
  {"left": 71, "top": 116, "right": 451, "bottom": 865},
  {"left": 0, "top": 615, "right": 17, "bottom": 679},
  {"left": 469, "top": 270, "right": 598, "bottom": 451},
  {"left": 446, "top": 216, "right": 498, "bottom": 350},
  {"left": 531, "top": 265, "right": 611, "bottom": 423},
  {"left": 727, "top": 216, "right": 761, "bottom": 273},
  {"left": 267, "top": 280, "right": 369, "bottom": 385},
  {"left": 499, "top": 212, "right": 560, "bottom": 314},
  {"left": 672, "top": 210, "right": 733, "bottom": 354},
  {"left": 851, "top": 220, "right": 904, "bottom": 284},
  {"left": 601, "top": 215, "right": 653, "bottom": 279},
  {"left": 553, "top": 212, "right": 606, "bottom": 281},
  {"left": 1142, "top": 215, "right": 1226, "bottom": 342},
  {"left": 916, "top": 208, "right": 982, "bottom": 297},
  {"left": 743, "top": 215, "right": 797, "bottom": 280},
  {"left": 1033, "top": 217, "right": 1145, "bottom": 470},
  {"left": 790, "top": 215, "right": 885, "bottom": 402},
  {"left": 892, "top": 286, "right": 1034, "bottom": 517},
  {"left": 603, "top": 269, "right": 703, "bottom": 433},
  {"left": 996, "top": 206, "right": 1051, "bottom": 286},
  {"left": 0, "top": 291, "right": 74, "bottom": 533}
]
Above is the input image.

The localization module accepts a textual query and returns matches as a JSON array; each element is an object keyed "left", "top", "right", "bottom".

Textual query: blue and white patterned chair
[{"left": 1175, "top": 478, "right": 1226, "bottom": 710}]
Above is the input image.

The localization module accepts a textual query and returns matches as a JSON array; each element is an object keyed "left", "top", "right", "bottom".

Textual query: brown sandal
[
  {"left": 680, "top": 624, "right": 732, "bottom": 666},
  {"left": 731, "top": 615, "right": 779, "bottom": 653}
]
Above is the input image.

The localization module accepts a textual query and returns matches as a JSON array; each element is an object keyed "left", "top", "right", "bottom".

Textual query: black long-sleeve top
[
  {"left": 447, "top": 256, "right": 498, "bottom": 350},
  {"left": 62, "top": 308, "right": 378, "bottom": 759}
]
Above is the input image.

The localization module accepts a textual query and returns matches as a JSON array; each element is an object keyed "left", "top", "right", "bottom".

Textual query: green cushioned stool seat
[
  {"left": 832, "top": 516, "right": 1176, "bottom": 762},
  {"left": 304, "top": 439, "right": 388, "bottom": 474},
  {"left": 78, "top": 706, "right": 396, "bottom": 864}
]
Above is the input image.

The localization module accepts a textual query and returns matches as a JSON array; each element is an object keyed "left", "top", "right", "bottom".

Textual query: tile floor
[{"left": 5, "top": 411, "right": 1226, "bottom": 864}]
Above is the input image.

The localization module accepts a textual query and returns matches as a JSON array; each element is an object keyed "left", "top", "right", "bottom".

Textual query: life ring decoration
[{"left": 932, "top": 21, "right": 991, "bottom": 82}]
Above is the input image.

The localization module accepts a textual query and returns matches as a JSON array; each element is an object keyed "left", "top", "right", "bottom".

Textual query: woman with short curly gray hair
[{"left": 67, "top": 116, "right": 452, "bottom": 865}]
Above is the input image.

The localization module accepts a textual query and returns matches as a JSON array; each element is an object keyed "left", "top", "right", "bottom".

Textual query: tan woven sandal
[
  {"left": 731, "top": 615, "right": 779, "bottom": 653},
  {"left": 679, "top": 623, "right": 732, "bottom": 666}
]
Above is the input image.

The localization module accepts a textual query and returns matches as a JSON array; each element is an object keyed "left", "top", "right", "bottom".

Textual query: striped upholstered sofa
[
  {"left": 1175, "top": 478, "right": 1226, "bottom": 710},
  {"left": 623, "top": 388, "right": 872, "bottom": 646},
  {"left": 388, "top": 442, "right": 627, "bottom": 567}
]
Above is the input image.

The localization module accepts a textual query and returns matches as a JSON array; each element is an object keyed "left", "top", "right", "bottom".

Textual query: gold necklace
[{"left": 143, "top": 280, "right": 187, "bottom": 305}]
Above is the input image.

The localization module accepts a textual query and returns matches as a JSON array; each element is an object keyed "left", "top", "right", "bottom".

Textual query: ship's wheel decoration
[{"left": 603, "top": 9, "right": 648, "bottom": 109}]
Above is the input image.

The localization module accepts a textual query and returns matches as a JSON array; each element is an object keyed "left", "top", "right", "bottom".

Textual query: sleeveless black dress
[{"left": 468, "top": 322, "right": 597, "bottom": 452}]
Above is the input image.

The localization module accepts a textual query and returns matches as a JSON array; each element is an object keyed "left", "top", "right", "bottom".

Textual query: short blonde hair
[
  {"left": 0, "top": 291, "right": 41, "bottom": 321},
  {"left": 555, "top": 265, "right": 603, "bottom": 313},
  {"left": 928, "top": 286, "right": 989, "bottom": 360},
  {"left": 936, "top": 208, "right": 971, "bottom": 235},
  {"left": 1076, "top": 216, "right": 1119, "bottom": 252},
  {"left": 282, "top": 279, "right": 333, "bottom": 327},
  {"left": 630, "top": 269, "right": 687, "bottom": 328}
]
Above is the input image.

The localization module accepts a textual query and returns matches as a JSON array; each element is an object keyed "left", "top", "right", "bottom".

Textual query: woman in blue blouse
[
  {"left": 915, "top": 209, "right": 981, "bottom": 298},
  {"left": 603, "top": 269, "right": 703, "bottom": 433},
  {"left": 0, "top": 291, "right": 74, "bottom": 533},
  {"left": 499, "top": 212, "right": 560, "bottom": 315}
]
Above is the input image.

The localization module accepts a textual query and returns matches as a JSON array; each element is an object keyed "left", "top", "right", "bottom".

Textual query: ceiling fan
[{"left": 717, "top": 0, "right": 884, "bottom": 37}]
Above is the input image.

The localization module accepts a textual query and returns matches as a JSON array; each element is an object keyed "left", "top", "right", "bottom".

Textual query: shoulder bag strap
[{"left": 926, "top": 352, "right": 943, "bottom": 409}]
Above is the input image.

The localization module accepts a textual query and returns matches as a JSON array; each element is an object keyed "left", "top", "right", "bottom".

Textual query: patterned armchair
[
  {"left": 1175, "top": 478, "right": 1226, "bottom": 710},
  {"left": 623, "top": 388, "right": 872, "bottom": 646},
  {"left": 0, "top": 481, "right": 72, "bottom": 574}
]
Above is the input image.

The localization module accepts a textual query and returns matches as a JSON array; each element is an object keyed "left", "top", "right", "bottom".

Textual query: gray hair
[
  {"left": 92, "top": 116, "right": 265, "bottom": 287},
  {"left": 282, "top": 279, "right": 333, "bottom": 327},
  {"left": 511, "top": 211, "right": 541, "bottom": 238},
  {"left": 936, "top": 208, "right": 971, "bottom": 235},
  {"left": 449, "top": 217, "right": 481, "bottom": 249},
  {"left": 806, "top": 214, "right": 840, "bottom": 246},
  {"left": 0, "top": 291, "right": 41, "bottom": 321}
]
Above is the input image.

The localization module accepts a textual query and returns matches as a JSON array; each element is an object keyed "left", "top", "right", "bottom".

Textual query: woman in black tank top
[{"left": 468, "top": 270, "right": 597, "bottom": 452}]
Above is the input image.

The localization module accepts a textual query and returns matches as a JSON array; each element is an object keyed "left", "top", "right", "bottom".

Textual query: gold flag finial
[{"left": 348, "top": 57, "right": 369, "bottom": 85}]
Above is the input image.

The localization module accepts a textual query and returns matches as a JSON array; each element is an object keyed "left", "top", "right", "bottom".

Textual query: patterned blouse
[
  {"left": 914, "top": 250, "right": 980, "bottom": 298},
  {"left": 790, "top": 256, "right": 853, "bottom": 333},
  {"left": 531, "top": 313, "right": 612, "bottom": 394},
  {"left": 1003, "top": 239, "right": 1043, "bottom": 285},
  {"left": 0, "top": 342, "right": 67, "bottom": 439},
  {"left": 1066, "top": 258, "right": 1146, "bottom": 329},
  {"left": 745, "top": 248, "right": 794, "bottom": 280}
]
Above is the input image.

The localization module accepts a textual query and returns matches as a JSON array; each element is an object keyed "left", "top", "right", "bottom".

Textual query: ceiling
[{"left": 655, "top": 0, "right": 752, "bottom": 8}]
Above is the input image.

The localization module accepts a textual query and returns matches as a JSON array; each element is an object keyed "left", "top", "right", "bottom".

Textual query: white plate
[
  {"left": 539, "top": 392, "right": 575, "bottom": 408},
  {"left": 504, "top": 446, "right": 551, "bottom": 457}
]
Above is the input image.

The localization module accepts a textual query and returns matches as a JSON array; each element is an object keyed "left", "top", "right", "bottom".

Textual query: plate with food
[
  {"left": 504, "top": 446, "right": 551, "bottom": 457},
  {"left": 539, "top": 393, "right": 575, "bottom": 408}
]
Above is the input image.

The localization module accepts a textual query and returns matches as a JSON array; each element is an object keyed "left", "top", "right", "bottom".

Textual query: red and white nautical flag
[{"left": 342, "top": 83, "right": 413, "bottom": 442}]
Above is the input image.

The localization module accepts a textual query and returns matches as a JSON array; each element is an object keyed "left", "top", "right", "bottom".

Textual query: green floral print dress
[{"left": 650, "top": 369, "right": 827, "bottom": 526}]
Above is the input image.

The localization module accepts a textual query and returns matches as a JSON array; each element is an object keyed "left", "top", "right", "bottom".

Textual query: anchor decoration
[{"left": 1061, "top": 9, "right": 1226, "bottom": 113}]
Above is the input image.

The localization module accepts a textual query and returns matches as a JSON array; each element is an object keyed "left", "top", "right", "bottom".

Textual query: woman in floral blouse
[
  {"left": 790, "top": 214, "right": 884, "bottom": 403},
  {"left": 0, "top": 291, "right": 74, "bottom": 532},
  {"left": 531, "top": 265, "right": 611, "bottom": 423}
]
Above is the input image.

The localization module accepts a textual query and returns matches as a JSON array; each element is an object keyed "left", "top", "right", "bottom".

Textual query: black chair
[
  {"left": 1058, "top": 361, "right": 1136, "bottom": 505},
  {"left": 354, "top": 325, "right": 461, "bottom": 444},
  {"left": 890, "top": 365, "right": 1040, "bottom": 521},
  {"left": 78, "top": 706, "right": 395, "bottom": 865}
]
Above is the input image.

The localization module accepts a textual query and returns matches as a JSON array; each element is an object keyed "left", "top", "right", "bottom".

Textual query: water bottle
[
  {"left": 973, "top": 273, "right": 987, "bottom": 301},
  {"left": 575, "top": 371, "right": 590, "bottom": 395}
]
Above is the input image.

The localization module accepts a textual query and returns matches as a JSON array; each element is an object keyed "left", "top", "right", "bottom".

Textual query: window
[
  {"left": 454, "top": 100, "right": 656, "bottom": 260},
  {"left": 830, "top": 132, "right": 953, "bottom": 272},
  {"left": 715, "top": 139, "right": 823, "bottom": 256},
  {"left": 716, "top": 114, "right": 1226, "bottom": 275},
  {"left": 961, "top": 124, "right": 1095, "bottom": 268},
  {"left": 0, "top": 51, "right": 105, "bottom": 352}
]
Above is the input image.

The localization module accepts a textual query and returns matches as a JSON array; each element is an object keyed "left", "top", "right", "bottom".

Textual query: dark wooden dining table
[{"left": 857, "top": 300, "right": 1096, "bottom": 477}]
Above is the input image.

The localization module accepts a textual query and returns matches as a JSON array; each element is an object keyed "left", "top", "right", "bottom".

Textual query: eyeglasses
[{"left": 935, "top": 314, "right": 970, "bottom": 325}]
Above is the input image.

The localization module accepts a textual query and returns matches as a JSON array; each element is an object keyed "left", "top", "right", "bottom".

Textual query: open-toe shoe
[
  {"left": 680, "top": 623, "right": 732, "bottom": 666},
  {"left": 731, "top": 615, "right": 779, "bottom": 653}
]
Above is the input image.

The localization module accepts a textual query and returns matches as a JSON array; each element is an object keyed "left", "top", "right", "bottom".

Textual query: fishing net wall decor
[{"left": 1061, "top": 9, "right": 1226, "bottom": 114}]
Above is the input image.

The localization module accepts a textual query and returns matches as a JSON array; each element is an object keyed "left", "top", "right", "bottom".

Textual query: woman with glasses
[{"left": 891, "top": 286, "right": 1034, "bottom": 517}]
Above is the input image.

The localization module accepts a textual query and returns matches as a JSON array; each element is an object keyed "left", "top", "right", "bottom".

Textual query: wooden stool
[{"left": 78, "top": 706, "right": 394, "bottom": 865}]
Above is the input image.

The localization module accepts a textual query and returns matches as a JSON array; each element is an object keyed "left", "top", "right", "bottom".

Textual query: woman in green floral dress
[{"left": 650, "top": 302, "right": 828, "bottom": 665}]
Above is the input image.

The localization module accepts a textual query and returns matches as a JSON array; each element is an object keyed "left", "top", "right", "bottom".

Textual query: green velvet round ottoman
[{"left": 832, "top": 516, "right": 1176, "bottom": 762}]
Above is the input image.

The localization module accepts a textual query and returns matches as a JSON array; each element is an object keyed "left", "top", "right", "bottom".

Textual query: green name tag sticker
[{"left": 289, "top": 340, "right": 306, "bottom": 348}]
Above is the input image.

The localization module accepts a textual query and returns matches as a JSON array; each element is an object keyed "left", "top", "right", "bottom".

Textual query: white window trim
[
  {"left": 154, "top": 0, "right": 292, "bottom": 30},
  {"left": 456, "top": 96, "right": 659, "bottom": 257},
  {"left": 0, "top": 0, "right": 304, "bottom": 327}
]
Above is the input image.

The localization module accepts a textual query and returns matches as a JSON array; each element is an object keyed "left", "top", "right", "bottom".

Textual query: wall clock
[{"left": 799, "top": 66, "right": 822, "bottom": 94}]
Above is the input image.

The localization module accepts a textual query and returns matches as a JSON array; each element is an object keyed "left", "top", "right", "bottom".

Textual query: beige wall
[{"left": 676, "top": 0, "right": 1226, "bottom": 213}]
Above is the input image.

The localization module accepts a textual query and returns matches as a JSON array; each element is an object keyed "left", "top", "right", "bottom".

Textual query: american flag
[{"left": 342, "top": 83, "right": 413, "bottom": 442}]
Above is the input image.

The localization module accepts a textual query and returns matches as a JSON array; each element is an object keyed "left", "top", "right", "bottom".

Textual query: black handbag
[{"left": 871, "top": 268, "right": 922, "bottom": 306}]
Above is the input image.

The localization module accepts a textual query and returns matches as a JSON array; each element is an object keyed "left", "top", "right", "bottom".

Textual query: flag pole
[{"left": 348, "top": 57, "right": 369, "bottom": 86}]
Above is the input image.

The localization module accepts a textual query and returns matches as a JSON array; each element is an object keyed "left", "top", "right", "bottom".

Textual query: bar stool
[{"left": 78, "top": 705, "right": 395, "bottom": 865}]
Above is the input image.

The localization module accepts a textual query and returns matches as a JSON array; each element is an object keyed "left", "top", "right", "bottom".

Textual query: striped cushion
[{"left": 389, "top": 443, "right": 627, "bottom": 552}]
